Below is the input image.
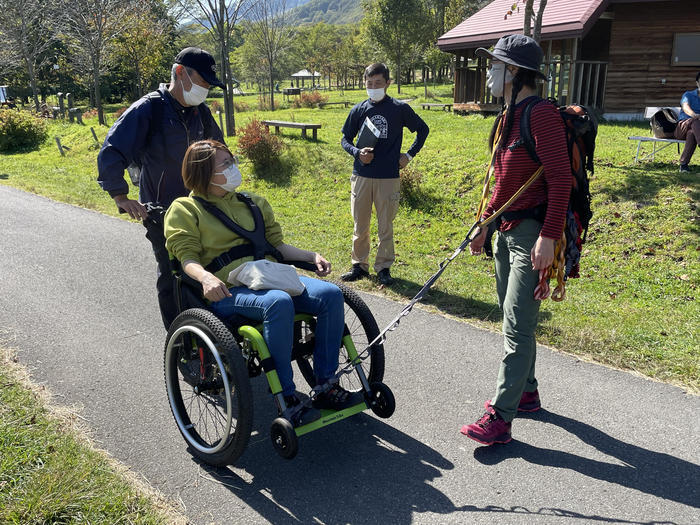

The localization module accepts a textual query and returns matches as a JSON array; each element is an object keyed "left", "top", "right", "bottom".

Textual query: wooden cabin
[{"left": 437, "top": 0, "right": 700, "bottom": 119}]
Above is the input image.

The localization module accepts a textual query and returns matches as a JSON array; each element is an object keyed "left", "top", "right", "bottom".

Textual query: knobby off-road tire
[
  {"left": 295, "top": 281, "right": 385, "bottom": 393},
  {"left": 164, "top": 308, "right": 253, "bottom": 466}
]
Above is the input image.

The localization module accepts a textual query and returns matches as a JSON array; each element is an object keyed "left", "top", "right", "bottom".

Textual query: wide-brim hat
[
  {"left": 175, "top": 47, "right": 225, "bottom": 90},
  {"left": 476, "top": 34, "right": 548, "bottom": 80}
]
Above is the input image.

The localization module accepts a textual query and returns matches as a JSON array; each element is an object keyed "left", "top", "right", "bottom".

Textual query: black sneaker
[
  {"left": 341, "top": 264, "right": 370, "bottom": 282},
  {"left": 284, "top": 394, "right": 320, "bottom": 426},
  {"left": 680, "top": 163, "right": 690, "bottom": 173},
  {"left": 312, "top": 383, "right": 364, "bottom": 410},
  {"left": 377, "top": 268, "right": 394, "bottom": 285}
]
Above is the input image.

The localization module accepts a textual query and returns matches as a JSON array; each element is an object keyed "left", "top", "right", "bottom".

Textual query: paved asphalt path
[{"left": 1, "top": 185, "right": 698, "bottom": 525}]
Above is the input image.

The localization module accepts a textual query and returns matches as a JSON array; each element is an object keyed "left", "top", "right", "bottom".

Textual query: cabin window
[{"left": 671, "top": 33, "right": 700, "bottom": 66}]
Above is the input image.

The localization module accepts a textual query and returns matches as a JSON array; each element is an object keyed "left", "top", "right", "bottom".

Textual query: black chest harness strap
[{"left": 193, "top": 194, "right": 283, "bottom": 273}]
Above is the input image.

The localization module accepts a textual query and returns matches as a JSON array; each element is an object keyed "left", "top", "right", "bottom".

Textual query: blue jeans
[{"left": 210, "top": 276, "right": 344, "bottom": 396}]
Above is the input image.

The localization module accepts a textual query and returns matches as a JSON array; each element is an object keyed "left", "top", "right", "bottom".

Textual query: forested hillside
[{"left": 287, "top": 0, "right": 362, "bottom": 25}]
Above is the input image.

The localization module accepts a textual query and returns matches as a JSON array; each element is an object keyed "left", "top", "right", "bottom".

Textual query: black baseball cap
[
  {"left": 175, "top": 47, "right": 225, "bottom": 89},
  {"left": 476, "top": 34, "right": 548, "bottom": 80}
]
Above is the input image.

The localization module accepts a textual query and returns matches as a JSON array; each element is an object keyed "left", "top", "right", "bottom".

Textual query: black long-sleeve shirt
[{"left": 341, "top": 96, "right": 429, "bottom": 179}]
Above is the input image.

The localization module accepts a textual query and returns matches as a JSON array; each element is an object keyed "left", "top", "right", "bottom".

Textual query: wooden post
[
  {"left": 217, "top": 110, "right": 224, "bottom": 133},
  {"left": 55, "top": 136, "right": 65, "bottom": 156},
  {"left": 90, "top": 127, "right": 98, "bottom": 142},
  {"left": 57, "top": 92, "right": 65, "bottom": 118},
  {"left": 68, "top": 108, "right": 74, "bottom": 123},
  {"left": 567, "top": 38, "right": 579, "bottom": 105}
]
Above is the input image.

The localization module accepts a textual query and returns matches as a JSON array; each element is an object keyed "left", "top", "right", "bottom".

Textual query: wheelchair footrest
[{"left": 294, "top": 401, "right": 367, "bottom": 437}]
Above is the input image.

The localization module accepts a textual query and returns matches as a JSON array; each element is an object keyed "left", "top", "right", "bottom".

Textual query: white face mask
[
  {"left": 367, "top": 87, "right": 386, "bottom": 102},
  {"left": 181, "top": 68, "right": 209, "bottom": 106},
  {"left": 487, "top": 63, "right": 514, "bottom": 98},
  {"left": 211, "top": 163, "right": 242, "bottom": 193}
]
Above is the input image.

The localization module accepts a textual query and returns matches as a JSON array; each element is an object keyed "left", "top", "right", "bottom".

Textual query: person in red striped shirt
[{"left": 461, "top": 35, "right": 572, "bottom": 446}]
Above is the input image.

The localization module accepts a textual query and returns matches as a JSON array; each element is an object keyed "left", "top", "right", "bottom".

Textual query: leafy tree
[
  {"left": 114, "top": 1, "right": 176, "bottom": 99},
  {"left": 178, "top": 0, "right": 252, "bottom": 136},
  {"left": 0, "top": 0, "right": 57, "bottom": 111},
  {"left": 444, "top": 0, "right": 489, "bottom": 31},
  {"left": 245, "top": 0, "right": 294, "bottom": 110},
  {"left": 58, "top": 0, "right": 136, "bottom": 125},
  {"left": 362, "top": 0, "right": 428, "bottom": 93}
]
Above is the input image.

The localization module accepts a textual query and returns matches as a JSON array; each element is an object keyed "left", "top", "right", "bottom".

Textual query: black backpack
[
  {"left": 518, "top": 98, "right": 597, "bottom": 279},
  {"left": 650, "top": 108, "right": 678, "bottom": 139}
]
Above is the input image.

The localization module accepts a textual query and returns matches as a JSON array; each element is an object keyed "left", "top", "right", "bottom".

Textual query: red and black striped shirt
[{"left": 484, "top": 96, "right": 571, "bottom": 240}]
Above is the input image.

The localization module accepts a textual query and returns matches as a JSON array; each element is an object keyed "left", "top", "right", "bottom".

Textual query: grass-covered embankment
[{"left": 0, "top": 348, "right": 184, "bottom": 524}]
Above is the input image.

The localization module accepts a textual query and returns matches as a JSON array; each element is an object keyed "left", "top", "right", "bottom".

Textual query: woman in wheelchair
[{"left": 164, "top": 139, "right": 363, "bottom": 415}]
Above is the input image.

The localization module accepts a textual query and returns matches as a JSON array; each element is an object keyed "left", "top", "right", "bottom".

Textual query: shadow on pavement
[
  {"left": 473, "top": 409, "right": 700, "bottom": 511},
  {"left": 196, "top": 413, "right": 456, "bottom": 524}
]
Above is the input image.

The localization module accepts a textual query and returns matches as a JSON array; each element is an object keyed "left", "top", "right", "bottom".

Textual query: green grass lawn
[
  {"left": 0, "top": 349, "right": 184, "bottom": 524},
  {"left": 2, "top": 86, "right": 698, "bottom": 392}
]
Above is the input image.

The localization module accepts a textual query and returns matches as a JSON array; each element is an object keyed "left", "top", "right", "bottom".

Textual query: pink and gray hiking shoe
[
  {"left": 460, "top": 406, "right": 512, "bottom": 445},
  {"left": 485, "top": 389, "right": 542, "bottom": 414},
  {"left": 517, "top": 389, "right": 541, "bottom": 412}
]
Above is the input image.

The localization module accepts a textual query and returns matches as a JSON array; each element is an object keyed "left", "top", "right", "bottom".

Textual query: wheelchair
[{"left": 163, "top": 267, "right": 395, "bottom": 465}]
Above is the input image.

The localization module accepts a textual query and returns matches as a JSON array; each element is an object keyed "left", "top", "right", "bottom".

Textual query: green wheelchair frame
[{"left": 163, "top": 280, "right": 395, "bottom": 465}]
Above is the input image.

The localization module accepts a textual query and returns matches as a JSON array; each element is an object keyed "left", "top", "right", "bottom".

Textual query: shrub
[
  {"left": 234, "top": 101, "right": 250, "bottom": 112},
  {"left": 237, "top": 119, "right": 283, "bottom": 170},
  {"left": 82, "top": 108, "right": 98, "bottom": 120},
  {"left": 399, "top": 165, "right": 424, "bottom": 205},
  {"left": 113, "top": 107, "right": 128, "bottom": 119},
  {"left": 0, "top": 109, "right": 48, "bottom": 152},
  {"left": 209, "top": 100, "right": 222, "bottom": 113},
  {"left": 291, "top": 91, "right": 329, "bottom": 109}
]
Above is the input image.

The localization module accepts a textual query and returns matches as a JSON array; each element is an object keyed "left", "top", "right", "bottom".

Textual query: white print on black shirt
[{"left": 369, "top": 115, "right": 388, "bottom": 139}]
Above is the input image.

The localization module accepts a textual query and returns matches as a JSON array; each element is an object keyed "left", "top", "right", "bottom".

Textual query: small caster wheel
[
  {"left": 368, "top": 381, "right": 395, "bottom": 418},
  {"left": 271, "top": 417, "right": 298, "bottom": 459}
]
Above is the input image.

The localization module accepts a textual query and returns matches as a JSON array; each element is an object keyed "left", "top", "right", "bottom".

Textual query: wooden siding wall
[{"left": 605, "top": 0, "right": 700, "bottom": 113}]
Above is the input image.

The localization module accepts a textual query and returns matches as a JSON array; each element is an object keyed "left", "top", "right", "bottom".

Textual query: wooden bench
[
  {"left": 261, "top": 120, "right": 322, "bottom": 140},
  {"left": 627, "top": 106, "right": 683, "bottom": 163},
  {"left": 421, "top": 103, "right": 452, "bottom": 111},
  {"left": 317, "top": 101, "right": 351, "bottom": 109}
]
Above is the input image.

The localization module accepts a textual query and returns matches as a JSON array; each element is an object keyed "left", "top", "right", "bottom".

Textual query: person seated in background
[
  {"left": 674, "top": 71, "right": 700, "bottom": 173},
  {"left": 164, "top": 139, "right": 364, "bottom": 416}
]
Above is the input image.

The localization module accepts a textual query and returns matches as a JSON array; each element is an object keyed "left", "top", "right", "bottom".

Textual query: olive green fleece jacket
[{"left": 164, "top": 190, "right": 284, "bottom": 284}]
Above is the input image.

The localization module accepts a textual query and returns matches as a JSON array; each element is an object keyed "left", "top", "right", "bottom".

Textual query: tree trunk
[
  {"left": 24, "top": 57, "right": 40, "bottom": 112},
  {"left": 269, "top": 62, "right": 275, "bottom": 110},
  {"left": 523, "top": 0, "right": 534, "bottom": 37},
  {"left": 221, "top": 45, "right": 236, "bottom": 136},
  {"left": 533, "top": 0, "right": 548, "bottom": 43},
  {"left": 397, "top": 53, "right": 402, "bottom": 94},
  {"left": 92, "top": 53, "right": 104, "bottom": 126}
]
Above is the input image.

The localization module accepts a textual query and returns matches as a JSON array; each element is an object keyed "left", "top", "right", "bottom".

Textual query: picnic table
[
  {"left": 318, "top": 101, "right": 352, "bottom": 109},
  {"left": 261, "top": 120, "right": 321, "bottom": 140},
  {"left": 421, "top": 102, "right": 452, "bottom": 111}
]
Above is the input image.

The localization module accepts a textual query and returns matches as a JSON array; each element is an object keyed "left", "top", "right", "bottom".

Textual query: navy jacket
[
  {"left": 97, "top": 86, "right": 223, "bottom": 207},
  {"left": 341, "top": 96, "right": 429, "bottom": 179}
]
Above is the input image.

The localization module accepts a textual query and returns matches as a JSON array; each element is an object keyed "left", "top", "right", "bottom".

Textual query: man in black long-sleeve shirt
[{"left": 340, "top": 63, "right": 429, "bottom": 285}]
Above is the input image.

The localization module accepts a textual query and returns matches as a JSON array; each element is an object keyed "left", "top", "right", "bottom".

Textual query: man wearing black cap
[{"left": 97, "top": 47, "right": 225, "bottom": 330}]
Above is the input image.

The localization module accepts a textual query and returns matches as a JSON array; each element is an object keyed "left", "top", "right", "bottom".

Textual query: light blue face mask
[{"left": 211, "top": 163, "right": 242, "bottom": 192}]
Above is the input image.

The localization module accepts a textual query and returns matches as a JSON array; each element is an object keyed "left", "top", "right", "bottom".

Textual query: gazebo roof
[
  {"left": 291, "top": 69, "right": 321, "bottom": 78},
  {"left": 437, "top": 0, "right": 610, "bottom": 51}
]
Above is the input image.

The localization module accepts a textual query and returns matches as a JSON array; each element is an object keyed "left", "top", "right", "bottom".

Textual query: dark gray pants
[
  {"left": 492, "top": 219, "right": 542, "bottom": 422},
  {"left": 143, "top": 217, "right": 178, "bottom": 330}
]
